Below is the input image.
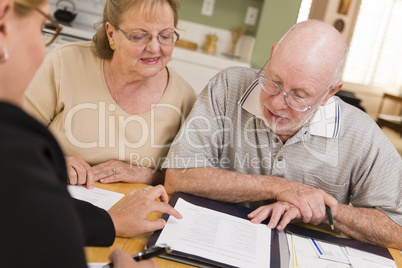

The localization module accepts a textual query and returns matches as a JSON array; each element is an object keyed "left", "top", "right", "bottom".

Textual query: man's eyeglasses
[
  {"left": 258, "top": 75, "right": 317, "bottom": 112},
  {"left": 117, "top": 28, "right": 180, "bottom": 46},
  {"left": 257, "top": 59, "right": 332, "bottom": 112},
  {"left": 35, "top": 8, "right": 62, "bottom": 46}
]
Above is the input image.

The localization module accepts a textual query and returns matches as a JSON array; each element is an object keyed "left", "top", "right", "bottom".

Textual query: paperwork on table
[
  {"left": 155, "top": 198, "right": 272, "bottom": 268},
  {"left": 67, "top": 185, "right": 124, "bottom": 211},
  {"left": 287, "top": 233, "right": 397, "bottom": 268}
]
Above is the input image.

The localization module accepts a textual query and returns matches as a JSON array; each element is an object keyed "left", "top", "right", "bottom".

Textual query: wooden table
[
  {"left": 85, "top": 182, "right": 193, "bottom": 267},
  {"left": 85, "top": 182, "right": 402, "bottom": 268}
]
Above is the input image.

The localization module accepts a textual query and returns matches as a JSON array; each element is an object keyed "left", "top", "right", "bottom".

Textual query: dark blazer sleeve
[
  {"left": 73, "top": 198, "right": 116, "bottom": 246},
  {"left": 1, "top": 104, "right": 88, "bottom": 267},
  {"left": 0, "top": 103, "right": 115, "bottom": 267}
]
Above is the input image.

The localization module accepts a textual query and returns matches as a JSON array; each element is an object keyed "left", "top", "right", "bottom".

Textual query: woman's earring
[
  {"left": 0, "top": 45, "right": 9, "bottom": 64},
  {"left": 110, "top": 43, "right": 115, "bottom": 51}
]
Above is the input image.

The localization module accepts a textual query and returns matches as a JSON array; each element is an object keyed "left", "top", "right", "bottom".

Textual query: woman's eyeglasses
[
  {"left": 117, "top": 28, "right": 180, "bottom": 46},
  {"left": 35, "top": 8, "right": 62, "bottom": 46}
]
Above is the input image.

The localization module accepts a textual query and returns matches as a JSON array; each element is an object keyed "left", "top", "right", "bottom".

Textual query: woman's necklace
[
  {"left": 108, "top": 62, "right": 150, "bottom": 106},
  {"left": 113, "top": 79, "right": 150, "bottom": 105}
]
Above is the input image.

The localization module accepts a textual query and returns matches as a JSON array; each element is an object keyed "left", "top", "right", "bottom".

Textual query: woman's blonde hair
[
  {"left": 13, "top": 0, "right": 47, "bottom": 16},
  {"left": 93, "top": 0, "right": 180, "bottom": 60}
]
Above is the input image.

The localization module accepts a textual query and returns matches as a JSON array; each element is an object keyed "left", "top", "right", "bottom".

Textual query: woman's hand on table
[
  {"left": 108, "top": 248, "right": 159, "bottom": 268},
  {"left": 92, "top": 160, "right": 164, "bottom": 185},
  {"left": 108, "top": 184, "right": 182, "bottom": 237},
  {"left": 66, "top": 156, "right": 95, "bottom": 189}
]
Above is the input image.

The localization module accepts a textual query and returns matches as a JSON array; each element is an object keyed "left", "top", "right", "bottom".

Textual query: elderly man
[{"left": 163, "top": 20, "right": 402, "bottom": 249}]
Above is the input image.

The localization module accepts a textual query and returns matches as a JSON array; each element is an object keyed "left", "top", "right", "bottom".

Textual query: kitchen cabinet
[{"left": 169, "top": 47, "right": 250, "bottom": 95}]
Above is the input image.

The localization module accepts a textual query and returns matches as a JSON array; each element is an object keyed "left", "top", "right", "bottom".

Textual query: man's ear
[
  {"left": 270, "top": 42, "right": 277, "bottom": 57},
  {"left": 320, "top": 81, "right": 343, "bottom": 106}
]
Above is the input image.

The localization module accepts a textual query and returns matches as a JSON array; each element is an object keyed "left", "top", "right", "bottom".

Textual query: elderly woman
[
  {"left": 24, "top": 0, "right": 196, "bottom": 189},
  {"left": 1, "top": 0, "right": 177, "bottom": 266}
]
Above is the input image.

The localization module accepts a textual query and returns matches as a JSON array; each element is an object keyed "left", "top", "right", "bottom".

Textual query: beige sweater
[{"left": 24, "top": 41, "right": 196, "bottom": 169}]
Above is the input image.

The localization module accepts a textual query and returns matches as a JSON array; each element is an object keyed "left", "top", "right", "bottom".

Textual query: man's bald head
[{"left": 273, "top": 20, "right": 348, "bottom": 87}]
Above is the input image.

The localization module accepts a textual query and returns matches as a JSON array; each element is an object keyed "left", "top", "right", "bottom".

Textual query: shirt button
[
  {"left": 278, "top": 156, "right": 283, "bottom": 161},
  {"left": 274, "top": 138, "right": 280, "bottom": 143}
]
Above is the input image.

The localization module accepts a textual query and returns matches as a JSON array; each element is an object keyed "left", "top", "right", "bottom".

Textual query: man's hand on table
[
  {"left": 248, "top": 179, "right": 339, "bottom": 230},
  {"left": 248, "top": 201, "right": 303, "bottom": 230},
  {"left": 274, "top": 178, "right": 338, "bottom": 225}
]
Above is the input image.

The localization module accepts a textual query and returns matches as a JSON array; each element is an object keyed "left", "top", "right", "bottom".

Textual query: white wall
[{"left": 309, "top": 0, "right": 361, "bottom": 47}]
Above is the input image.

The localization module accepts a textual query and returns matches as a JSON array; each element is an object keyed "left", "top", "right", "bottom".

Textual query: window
[
  {"left": 343, "top": 0, "right": 402, "bottom": 95},
  {"left": 297, "top": 0, "right": 313, "bottom": 23},
  {"left": 297, "top": 0, "right": 402, "bottom": 95}
]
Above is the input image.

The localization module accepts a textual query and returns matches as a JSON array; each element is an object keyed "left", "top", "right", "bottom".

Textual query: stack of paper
[
  {"left": 87, "top": 263, "right": 108, "bottom": 268},
  {"left": 67, "top": 185, "right": 124, "bottom": 211},
  {"left": 155, "top": 198, "right": 271, "bottom": 268},
  {"left": 287, "top": 233, "right": 397, "bottom": 268},
  {"left": 144, "top": 192, "right": 397, "bottom": 268}
]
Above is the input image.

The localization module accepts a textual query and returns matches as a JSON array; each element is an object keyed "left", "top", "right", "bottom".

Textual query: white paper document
[
  {"left": 311, "top": 238, "right": 350, "bottom": 264},
  {"left": 155, "top": 198, "right": 271, "bottom": 268},
  {"left": 291, "top": 234, "right": 350, "bottom": 268},
  {"left": 67, "top": 185, "right": 124, "bottom": 211},
  {"left": 87, "top": 263, "right": 108, "bottom": 268},
  {"left": 287, "top": 233, "right": 397, "bottom": 268},
  {"left": 346, "top": 247, "right": 398, "bottom": 268}
]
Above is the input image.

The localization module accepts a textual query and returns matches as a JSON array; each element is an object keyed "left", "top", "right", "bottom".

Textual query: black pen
[
  {"left": 103, "top": 244, "right": 172, "bottom": 268},
  {"left": 326, "top": 205, "right": 334, "bottom": 230}
]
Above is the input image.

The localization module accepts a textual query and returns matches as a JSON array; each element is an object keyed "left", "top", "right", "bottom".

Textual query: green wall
[
  {"left": 179, "top": 0, "right": 263, "bottom": 36},
  {"left": 178, "top": 0, "right": 302, "bottom": 68},
  {"left": 252, "top": 0, "right": 302, "bottom": 68}
]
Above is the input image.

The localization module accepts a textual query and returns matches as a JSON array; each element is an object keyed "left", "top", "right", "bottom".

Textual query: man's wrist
[{"left": 264, "top": 175, "right": 285, "bottom": 200}]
